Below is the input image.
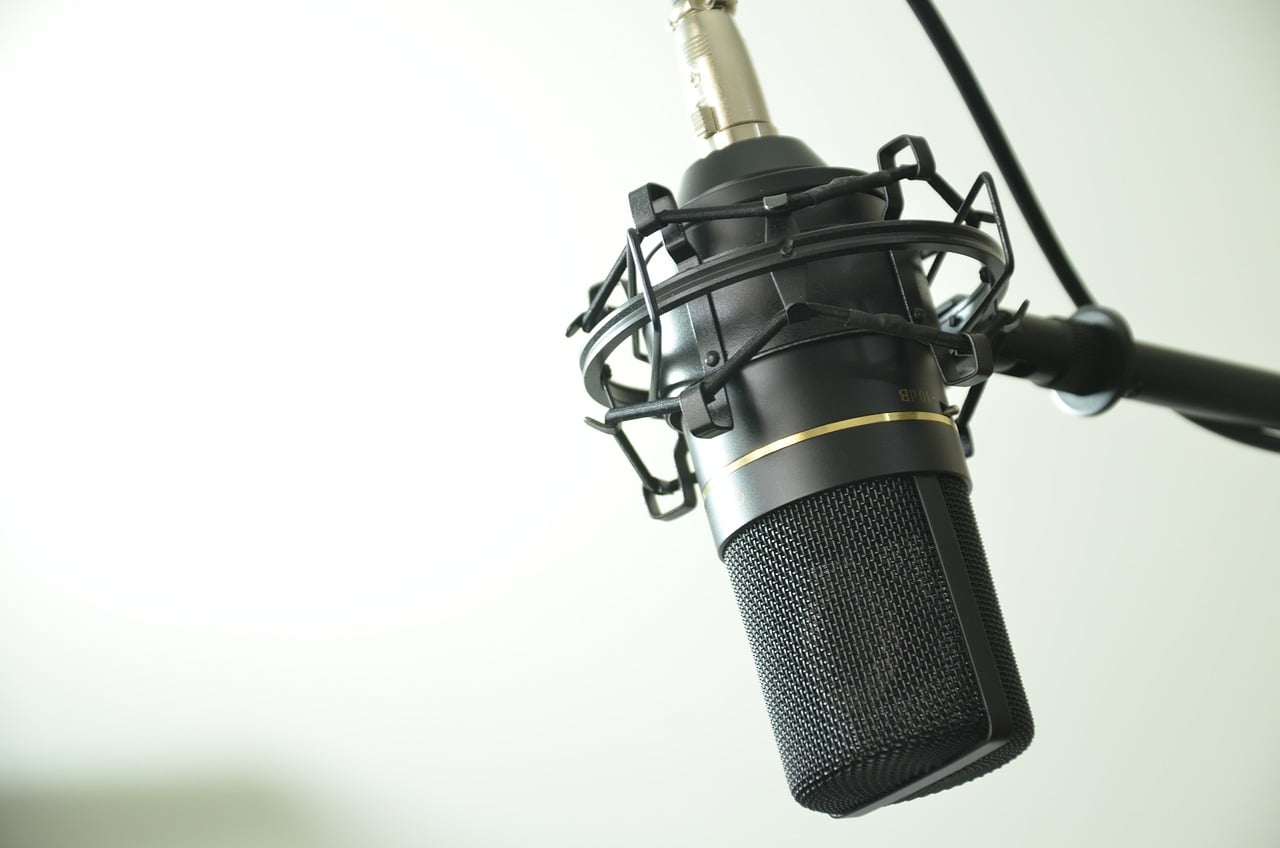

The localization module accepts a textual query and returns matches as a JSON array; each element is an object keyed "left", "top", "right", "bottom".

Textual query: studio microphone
[{"left": 568, "top": 0, "right": 1032, "bottom": 816}]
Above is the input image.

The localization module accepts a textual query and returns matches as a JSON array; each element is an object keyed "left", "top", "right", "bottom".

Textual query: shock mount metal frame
[{"left": 566, "top": 135, "right": 1017, "bottom": 520}]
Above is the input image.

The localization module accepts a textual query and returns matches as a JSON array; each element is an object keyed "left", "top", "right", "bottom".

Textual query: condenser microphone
[{"left": 569, "top": 0, "right": 1033, "bottom": 816}]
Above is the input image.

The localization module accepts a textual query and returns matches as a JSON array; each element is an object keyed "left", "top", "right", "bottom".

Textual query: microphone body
[{"left": 657, "top": 135, "right": 1034, "bottom": 815}]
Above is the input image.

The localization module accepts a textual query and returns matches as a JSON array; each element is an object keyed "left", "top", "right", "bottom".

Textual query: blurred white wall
[{"left": 0, "top": 1, "right": 1277, "bottom": 845}]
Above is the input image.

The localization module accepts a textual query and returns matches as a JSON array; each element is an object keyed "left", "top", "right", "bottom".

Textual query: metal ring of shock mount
[
  {"left": 568, "top": 137, "right": 1016, "bottom": 518},
  {"left": 580, "top": 218, "right": 1007, "bottom": 409}
]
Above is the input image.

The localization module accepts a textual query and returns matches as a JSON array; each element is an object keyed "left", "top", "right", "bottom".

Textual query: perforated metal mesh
[{"left": 721, "top": 474, "right": 1033, "bottom": 814}]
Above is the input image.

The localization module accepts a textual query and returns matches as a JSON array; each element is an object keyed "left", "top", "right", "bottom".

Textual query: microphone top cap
[{"left": 669, "top": 0, "right": 775, "bottom": 155}]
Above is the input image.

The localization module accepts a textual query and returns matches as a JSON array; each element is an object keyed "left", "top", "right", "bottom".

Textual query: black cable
[{"left": 905, "top": 0, "right": 1096, "bottom": 308}]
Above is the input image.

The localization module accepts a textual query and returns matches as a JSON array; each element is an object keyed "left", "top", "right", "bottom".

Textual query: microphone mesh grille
[{"left": 721, "top": 475, "right": 1032, "bottom": 814}]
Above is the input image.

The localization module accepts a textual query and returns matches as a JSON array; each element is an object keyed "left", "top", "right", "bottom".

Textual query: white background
[{"left": 1, "top": 1, "right": 1277, "bottom": 845}]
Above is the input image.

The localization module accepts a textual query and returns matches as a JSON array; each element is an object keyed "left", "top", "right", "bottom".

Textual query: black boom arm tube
[{"left": 991, "top": 306, "right": 1280, "bottom": 430}]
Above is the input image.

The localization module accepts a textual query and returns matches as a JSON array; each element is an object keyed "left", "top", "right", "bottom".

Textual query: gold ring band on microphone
[{"left": 701, "top": 411, "right": 957, "bottom": 499}]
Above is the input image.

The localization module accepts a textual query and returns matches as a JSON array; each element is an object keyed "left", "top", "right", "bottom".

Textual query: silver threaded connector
[{"left": 669, "top": 0, "right": 777, "bottom": 155}]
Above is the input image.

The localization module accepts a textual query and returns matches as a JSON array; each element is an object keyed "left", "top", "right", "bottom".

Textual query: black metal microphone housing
[{"left": 678, "top": 137, "right": 1033, "bottom": 816}]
